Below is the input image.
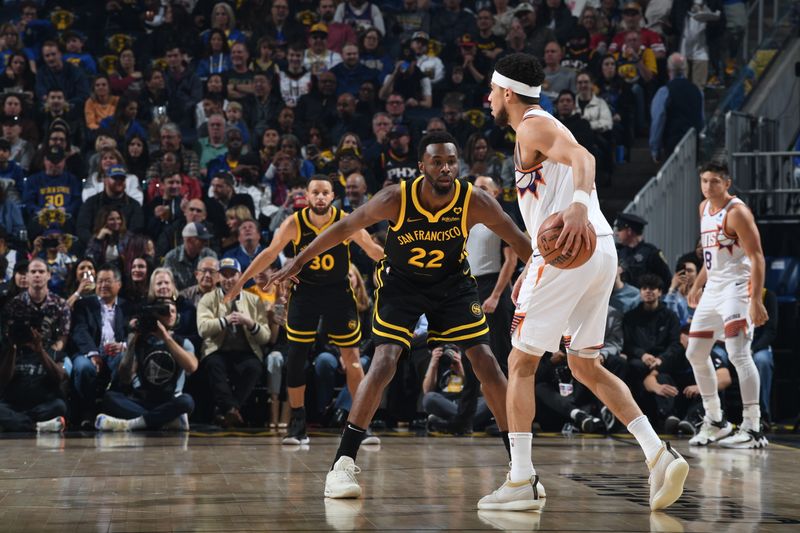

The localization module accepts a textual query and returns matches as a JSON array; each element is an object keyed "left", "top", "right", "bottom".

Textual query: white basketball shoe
[
  {"left": 689, "top": 416, "right": 733, "bottom": 446},
  {"left": 477, "top": 474, "right": 546, "bottom": 511},
  {"left": 718, "top": 421, "right": 769, "bottom": 449},
  {"left": 325, "top": 456, "right": 362, "bottom": 499},
  {"left": 648, "top": 441, "right": 689, "bottom": 511}
]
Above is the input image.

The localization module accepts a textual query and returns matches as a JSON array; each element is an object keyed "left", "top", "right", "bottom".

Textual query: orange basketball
[{"left": 536, "top": 212, "right": 597, "bottom": 269}]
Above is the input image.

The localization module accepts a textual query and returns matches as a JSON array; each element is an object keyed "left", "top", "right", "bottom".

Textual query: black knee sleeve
[{"left": 286, "top": 343, "right": 310, "bottom": 388}]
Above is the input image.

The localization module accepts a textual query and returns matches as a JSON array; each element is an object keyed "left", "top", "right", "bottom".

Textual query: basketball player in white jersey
[
  {"left": 478, "top": 53, "right": 688, "bottom": 512},
  {"left": 686, "top": 160, "right": 769, "bottom": 448}
]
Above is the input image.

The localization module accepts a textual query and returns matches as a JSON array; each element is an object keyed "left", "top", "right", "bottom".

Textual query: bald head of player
[
  {"left": 488, "top": 53, "right": 545, "bottom": 124},
  {"left": 307, "top": 174, "right": 335, "bottom": 215},
  {"left": 417, "top": 131, "right": 459, "bottom": 196}
]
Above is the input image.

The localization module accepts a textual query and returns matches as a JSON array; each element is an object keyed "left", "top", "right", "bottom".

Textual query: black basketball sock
[
  {"left": 501, "top": 431, "right": 511, "bottom": 459},
  {"left": 333, "top": 422, "right": 366, "bottom": 468}
]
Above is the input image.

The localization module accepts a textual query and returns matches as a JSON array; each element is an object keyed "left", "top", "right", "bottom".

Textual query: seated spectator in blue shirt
[
  {"left": 35, "top": 41, "right": 90, "bottom": 109},
  {"left": 22, "top": 146, "right": 82, "bottom": 229},
  {"left": 0, "top": 138, "right": 25, "bottom": 195},
  {"left": 223, "top": 219, "right": 264, "bottom": 288},
  {"left": 663, "top": 259, "right": 697, "bottom": 329},
  {"left": 99, "top": 96, "right": 147, "bottom": 145},
  {"left": 62, "top": 31, "right": 97, "bottom": 75},
  {"left": 330, "top": 44, "right": 379, "bottom": 97}
]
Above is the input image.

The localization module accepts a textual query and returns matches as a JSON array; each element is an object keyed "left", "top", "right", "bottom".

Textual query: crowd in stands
[{"left": 0, "top": 0, "right": 762, "bottom": 434}]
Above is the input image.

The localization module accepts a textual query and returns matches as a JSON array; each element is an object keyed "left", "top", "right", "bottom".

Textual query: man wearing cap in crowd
[
  {"left": 431, "top": 0, "right": 479, "bottom": 52},
  {"left": 410, "top": 32, "right": 445, "bottom": 85},
  {"left": 164, "top": 222, "right": 218, "bottom": 291},
  {"left": 304, "top": 23, "right": 343, "bottom": 76},
  {"left": 374, "top": 124, "right": 417, "bottom": 189},
  {"left": 197, "top": 257, "right": 271, "bottom": 427},
  {"left": 2, "top": 114, "right": 34, "bottom": 172},
  {"left": 22, "top": 145, "right": 82, "bottom": 233},
  {"left": 35, "top": 40, "right": 90, "bottom": 109},
  {"left": 609, "top": 2, "right": 667, "bottom": 58},
  {"left": 76, "top": 162, "right": 144, "bottom": 248},
  {"left": 615, "top": 212, "right": 672, "bottom": 289}
]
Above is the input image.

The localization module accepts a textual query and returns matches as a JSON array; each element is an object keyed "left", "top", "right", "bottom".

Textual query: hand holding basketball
[{"left": 537, "top": 211, "right": 596, "bottom": 269}]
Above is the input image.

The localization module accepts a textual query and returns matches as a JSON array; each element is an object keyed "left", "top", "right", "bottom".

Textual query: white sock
[
  {"left": 128, "top": 416, "right": 147, "bottom": 430},
  {"left": 509, "top": 432, "right": 535, "bottom": 482},
  {"left": 742, "top": 404, "right": 761, "bottom": 429},
  {"left": 627, "top": 415, "right": 662, "bottom": 464},
  {"left": 702, "top": 395, "right": 723, "bottom": 423}
]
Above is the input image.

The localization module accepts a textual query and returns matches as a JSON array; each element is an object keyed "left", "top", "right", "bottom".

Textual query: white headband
[{"left": 491, "top": 71, "right": 541, "bottom": 98}]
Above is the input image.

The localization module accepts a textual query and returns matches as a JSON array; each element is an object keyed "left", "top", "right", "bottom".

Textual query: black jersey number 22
[{"left": 408, "top": 248, "right": 444, "bottom": 269}]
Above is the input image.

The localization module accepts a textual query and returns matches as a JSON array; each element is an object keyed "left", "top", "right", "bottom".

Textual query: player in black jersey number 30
[{"left": 268, "top": 132, "right": 533, "bottom": 500}]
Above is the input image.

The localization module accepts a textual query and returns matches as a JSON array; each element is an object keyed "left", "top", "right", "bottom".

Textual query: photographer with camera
[
  {"left": 95, "top": 298, "right": 197, "bottom": 431},
  {"left": 0, "top": 308, "right": 68, "bottom": 432},
  {"left": 197, "top": 258, "right": 271, "bottom": 427},
  {"left": 69, "top": 264, "right": 130, "bottom": 428},
  {"left": 422, "top": 344, "right": 491, "bottom": 433}
]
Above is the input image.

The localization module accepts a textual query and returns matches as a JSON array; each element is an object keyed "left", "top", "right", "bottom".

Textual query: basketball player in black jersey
[
  {"left": 225, "top": 175, "right": 384, "bottom": 444},
  {"left": 267, "top": 132, "right": 533, "bottom": 499}
]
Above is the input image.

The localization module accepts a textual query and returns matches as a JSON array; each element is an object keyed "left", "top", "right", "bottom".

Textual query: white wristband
[{"left": 572, "top": 190, "right": 591, "bottom": 208}]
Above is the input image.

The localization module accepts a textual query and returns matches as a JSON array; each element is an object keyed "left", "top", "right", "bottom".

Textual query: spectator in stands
[
  {"left": 500, "top": 18, "right": 538, "bottom": 61},
  {"left": 378, "top": 48, "right": 431, "bottom": 109},
  {"left": 460, "top": 134, "right": 502, "bottom": 180},
  {"left": 431, "top": 0, "right": 478, "bottom": 51},
  {"left": 671, "top": 0, "right": 721, "bottom": 89},
  {"left": 543, "top": 41, "right": 577, "bottom": 101},
  {"left": 227, "top": 42, "right": 255, "bottom": 102},
  {"left": 304, "top": 24, "right": 343, "bottom": 77},
  {"left": 363, "top": 112, "right": 393, "bottom": 165},
  {"left": 597, "top": 54, "right": 635, "bottom": 162},
  {"left": 650, "top": 53, "right": 704, "bottom": 163},
  {"left": 514, "top": 4, "right": 555, "bottom": 59},
  {"left": 2, "top": 114, "right": 33, "bottom": 172},
  {"left": 86, "top": 207, "right": 131, "bottom": 268},
  {"left": 147, "top": 123, "right": 201, "bottom": 181},
  {"left": 246, "top": 73, "right": 283, "bottom": 141},
  {"left": 440, "top": 96, "right": 476, "bottom": 148},
  {"left": 64, "top": 258, "right": 96, "bottom": 310},
  {"left": 180, "top": 257, "right": 220, "bottom": 307},
  {"left": 99, "top": 96, "right": 146, "bottom": 146},
  {"left": 0, "top": 170, "right": 24, "bottom": 237},
  {"left": 359, "top": 28, "right": 393, "bottom": 85},
  {"left": 0, "top": 259, "right": 27, "bottom": 309},
  {"left": 23, "top": 146, "right": 81, "bottom": 230},
  {"left": 84, "top": 75, "right": 118, "bottom": 133},
  {"left": 0, "top": 308, "right": 68, "bottom": 433},
  {"left": 555, "top": 90, "right": 601, "bottom": 166},
  {"left": 124, "top": 134, "right": 149, "bottom": 186},
  {"left": 196, "top": 75, "right": 228, "bottom": 130},
  {"left": 163, "top": 222, "right": 218, "bottom": 290},
  {"left": 374, "top": 125, "right": 417, "bottom": 188},
  {"left": 576, "top": 71, "right": 614, "bottom": 177},
  {"left": 332, "top": 43, "right": 380, "bottom": 99},
  {"left": 35, "top": 41, "right": 90, "bottom": 109},
  {"left": 296, "top": 71, "right": 339, "bottom": 135},
  {"left": 197, "top": 257, "right": 271, "bottom": 427},
  {"left": 610, "top": 263, "right": 640, "bottom": 314},
  {"left": 614, "top": 213, "right": 672, "bottom": 289},
  {"left": 206, "top": 172, "right": 256, "bottom": 232},
  {"left": 95, "top": 296, "right": 196, "bottom": 432},
  {"left": 37, "top": 89, "right": 81, "bottom": 153},
  {"left": 663, "top": 258, "right": 698, "bottom": 328},
  {"left": 335, "top": 173, "right": 370, "bottom": 214},
  {"left": 199, "top": 113, "right": 228, "bottom": 174},
  {"left": 109, "top": 48, "right": 143, "bottom": 96},
  {"left": 146, "top": 151, "right": 202, "bottom": 205},
  {"left": 335, "top": 0, "right": 386, "bottom": 36},
  {"left": 410, "top": 32, "right": 445, "bottom": 86},
  {"left": 492, "top": 0, "right": 517, "bottom": 37},
  {"left": 3, "top": 93, "right": 37, "bottom": 145},
  {"left": 5, "top": 258, "right": 70, "bottom": 356},
  {"left": 723, "top": 0, "right": 747, "bottom": 76},
  {"left": 164, "top": 45, "right": 203, "bottom": 138},
  {"left": 206, "top": 127, "right": 250, "bottom": 182},
  {"left": 318, "top": 0, "right": 358, "bottom": 53},
  {"left": 539, "top": 0, "right": 579, "bottom": 45},
  {"left": 157, "top": 198, "right": 214, "bottom": 260},
  {"left": 62, "top": 30, "right": 96, "bottom": 75},
  {"left": 330, "top": 93, "right": 370, "bottom": 142},
  {"left": 137, "top": 69, "right": 169, "bottom": 141},
  {"left": 452, "top": 34, "right": 489, "bottom": 106},
  {"left": 579, "top": 6, "right": 610, "bottom": 54},
  {"left": 122, "top": 256, "right": 151, "bottom": 306},
  {"left": 77, "top": 160, "right": 144, "bottom": 247},
  {"left": 609, "top": 2, "right": 666, "bottom": 58},
  {"left": 614, "top": 30, "right": 656, "bottom": 135},
  {"left": 0, "top": 51, "right": 35, "bottom": 101},
  {"left": 223, "top": 219, "right": 264, "bottom": 277},
  {"left": 623, "top": 273, "right": 683, "bottom": 395},
  {"left": 83, "top": 153, "right": 143, "bottom": 204},
  {"left": 278, "top": 44, "right": 313, "bottom": 108},
  {"left": 30, "top": 225, "right": 76, "bottom": 296},
  {"left": 70, "top": 264, "right": 129, "bottom": 428},
  {"left": 259, "top": 0, "right": 306, "bottom": 48},
  {"left": 474, "top": 9, "right": 505, "bottom": 63},
  {"left": 0, "top": 137, "right": 24, "bottom": 198}
]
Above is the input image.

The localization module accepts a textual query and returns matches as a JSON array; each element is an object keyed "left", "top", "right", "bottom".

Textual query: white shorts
[
  {"left": 689, "top": 281, "right": 752, "bottom": 341},
  {"left": 511, "top": 236, "right": 616, "bottom": 356}
]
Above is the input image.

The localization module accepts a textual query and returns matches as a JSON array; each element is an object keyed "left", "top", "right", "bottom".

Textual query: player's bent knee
[
  {"left": 567, "top": 355, "right": 600, "bottom": 382},
  {"left": 685, "top": 337, "right": 714, "bottom": 365}
]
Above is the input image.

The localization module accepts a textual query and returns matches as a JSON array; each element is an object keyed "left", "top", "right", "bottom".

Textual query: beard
[
  {"left": 311, "top": 203, "right": 331, "bottom": 216},
  {"left": 495, "top": 106, "right": 509, "bottom": 124}
]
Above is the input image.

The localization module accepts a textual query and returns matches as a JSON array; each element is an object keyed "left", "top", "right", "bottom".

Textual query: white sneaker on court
[
  {"left": 325, "top": 456, "right": 362, "bottom": 499},
  {"left": 361, "top": 429, "right": 380, "bottom": 445},
  {"left": 477, "top": 474, "right": 546, "bottom": 511},
  {"left": 95, "top": 414, "right": 131, "bottom": 432},
  {"left": 718, "top": 421, "right": 768, "bottom": 449},
  {"left": 689, "top": 417, "right": 732, "bottom": 446},
  {"left": 648, "top": 441, "right": 689, "bottom": 511}
]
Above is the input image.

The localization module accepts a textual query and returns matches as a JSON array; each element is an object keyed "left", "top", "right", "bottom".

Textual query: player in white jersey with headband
[
  {"left": 478, "top": 53, "right": 688, "bottom": 512},
  {"left": 686, "top": 160, "right": 769, "bottom": 448}
]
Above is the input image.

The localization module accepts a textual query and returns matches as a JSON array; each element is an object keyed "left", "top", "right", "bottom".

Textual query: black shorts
[
  {"left": 286, "top": 280, "right": 361, "bottom": 347},
  {"left": 372, "top": 263, "right": 490, "bottom": 350}
]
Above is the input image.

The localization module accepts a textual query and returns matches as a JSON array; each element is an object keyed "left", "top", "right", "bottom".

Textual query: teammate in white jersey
[
  {"left": 686, "top": 160, "right": 769, "bottom": 448},
  {"left": 478, "top": 53, "right": 688, "bottom": 512}
]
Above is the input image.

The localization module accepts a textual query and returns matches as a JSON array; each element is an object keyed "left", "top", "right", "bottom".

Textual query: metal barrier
[
  {"left": 730, "top": 151, "right": 800, "bottom": 216},
  {"left": 624, "top": 129, "right": 700, "bottom": 266},
  {"left": 725, "top": 111, "right": 780, "bottom": 157}
]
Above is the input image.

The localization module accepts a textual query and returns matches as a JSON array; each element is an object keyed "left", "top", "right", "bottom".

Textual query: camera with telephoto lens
[
  {"left": 5, "top": 308, "right": 44, "bottom": 345},
  {"left": 439, "top": 344, "right": 459, "bottom": 368},
  {"left": 133, "top": 302, "right": 171, "bottom": 333}
]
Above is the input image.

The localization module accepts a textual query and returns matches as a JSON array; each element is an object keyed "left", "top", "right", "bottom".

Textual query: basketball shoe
[
  {"left": 325, "top": 456, "right": 362, "bottom": 498},
  {"left": 36, "top": 416, "right": 65, "bottom": 433},
  {"left": 717, "top": 421, "right": 769, "bottom": 449},
  {"left": 477, "top": 473, "right": 546, "bottom": 511},
  {"left": 362, "top": 429, "right": 380, "bottom": 445},
  {"left": 95, "top": 414, "right": 131, "bottom": 432},
  {"left": 282, "top": 409, "right": 309, "bottom": 445},
  {"left": 647, "top": 441, "right": 689, "bottom": 510},
  {"left": 689, "top": 416, "right": 732, "bottom": 446}
]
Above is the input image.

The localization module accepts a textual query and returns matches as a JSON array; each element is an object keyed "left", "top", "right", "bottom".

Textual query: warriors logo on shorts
[{"left": 471, "top": 302, "right": 482, "bottom": 317}]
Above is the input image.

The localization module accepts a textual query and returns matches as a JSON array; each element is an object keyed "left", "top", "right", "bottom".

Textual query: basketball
[{"left": 536, "top": 212, "right": 597, "bottom": 269}]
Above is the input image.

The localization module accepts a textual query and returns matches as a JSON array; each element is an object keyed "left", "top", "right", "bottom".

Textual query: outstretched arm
[
  {"left": 468, "top": 186, "right": 532, "bottom": 263},
  {"left": 269, "top": 186, "right": 400, "bottom": 285},
  {"left": 224, "top": 215, "right": 298, "bottom": 303}
]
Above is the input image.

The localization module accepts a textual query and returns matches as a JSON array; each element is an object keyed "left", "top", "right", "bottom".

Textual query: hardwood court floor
[{"left": 1, "top": 432, "right": 799, "bottom": 532}]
